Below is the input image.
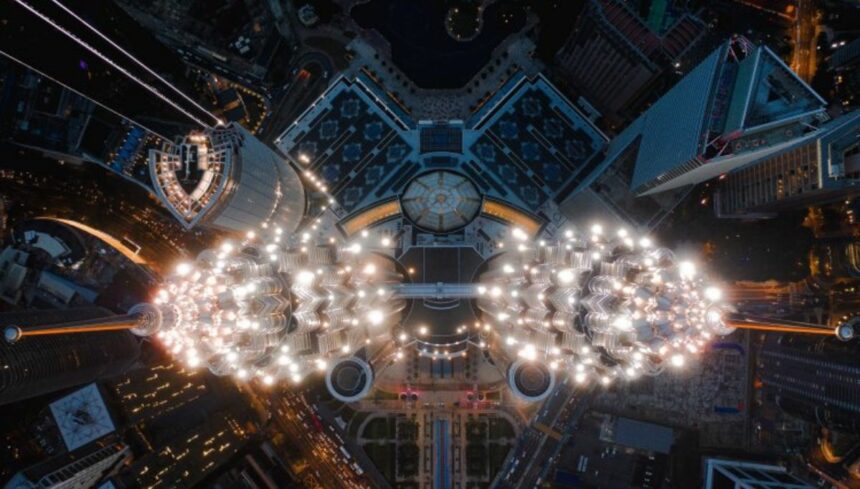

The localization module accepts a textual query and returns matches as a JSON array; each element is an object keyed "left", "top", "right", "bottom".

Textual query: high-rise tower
[
  {"left": 149, "top": 123, "right": 306, "bottom": 234},
  {"left": 716, "top": 110, "right": 860, "bottom": 217},
  {"left": 555, "top": 0, "right": 706, "bottom": 125},
  {"left": 760, "top": 334, "right": 860, "bottom": 434},
  {"left": 3, "top": 441, "right": 130, "bottom": 489},
  {"left": 598, "top": 37, "right": 828, "bottom": 196},
  {"left": 704, "top": 458, "right": 813, "bottom": 489},
  {"left": 0, "top": 307, "right": 140, "bottom": 405}
]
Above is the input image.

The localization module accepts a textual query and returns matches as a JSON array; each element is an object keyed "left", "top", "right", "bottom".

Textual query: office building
[
  {"left": 49, "top": 384, "right": 118, "bottom": 452},
  {"left": 600, "top": 37, "right": 828, "bottom": 196},
  {"left": 108, "top": 358, "right": 211, "bottom": 424},
  {"left": 728, "top": 279, "right": 825, "bottom": 319},
  {"left": 0, "top": 307, "right": 140, "bottom": 405},
  {"left": 716, "top": 110, "right": 860, "bottom": 217},
  {"left": 760, "top": 334, "right": 860, "bottom": 434},
  {"left": 113, "top": 405, "right": 254, "bottom": 489},
  {"left": 0, "top": 60, "right": 166, "bottom": 191},
  {"left": 555, "top": 0, "right": 707, "bottom": 125},
  {"left": 704, "top": 458, "right": 812, "bottom": 489},
  {"left": 829, "top": 36, "right": 860, "bottom": 109},
  {"left": 2, "top": 383, "right": 125, "bottom": 489},
  {"left": 3, "top": 441, "right": 129, "bottom": 489},
  {"left": 149, "top": 122, "right": 306, "bottom": 234},
  {"left": 94, "top": 348, "right": 259, "bottom": 489},
  {"left": 207, "top": 441, "right": 300, "bottom": 489}
]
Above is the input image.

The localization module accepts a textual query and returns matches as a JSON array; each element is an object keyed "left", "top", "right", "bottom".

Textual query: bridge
[{"left": 390, "top": 283, "right": 480, "bottom": 299}]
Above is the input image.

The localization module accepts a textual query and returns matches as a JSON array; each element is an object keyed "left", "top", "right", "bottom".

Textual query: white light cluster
[
  {"left": 142, "top": 228, "right": 405, "bottom": 386},
  {"left": 477, "top": 225, "right": 734, "bottom": 386}
]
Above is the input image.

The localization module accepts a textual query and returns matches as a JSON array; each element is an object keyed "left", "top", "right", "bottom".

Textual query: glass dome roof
[{"left": 401, "top": 170, "right": 481, "bottom": 232}]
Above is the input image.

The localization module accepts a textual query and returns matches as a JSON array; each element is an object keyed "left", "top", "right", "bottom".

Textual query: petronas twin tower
[{"left": 119, "top": 222, "right": 734, "bottom": 402}]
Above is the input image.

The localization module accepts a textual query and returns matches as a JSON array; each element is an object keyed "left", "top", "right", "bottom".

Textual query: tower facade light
[
  {"left": 136, "top": 229, "right": 405, "bottom": 386},
  {"left": 477, "top": 225, "right": 734, "bottom": 386}
]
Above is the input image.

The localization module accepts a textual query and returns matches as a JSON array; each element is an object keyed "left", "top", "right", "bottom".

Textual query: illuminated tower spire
[
  {"left": 477, "top": 225, "right": 734, "bottom": 397},
  {"left": 476, "top": 225, "right": 856, "bottom": 400},
  {"left": 0, "top": 307, "right": 140, "bottom": 405},
  {"left": 6, "top": 228, "right": 404, "bottom": 397}
]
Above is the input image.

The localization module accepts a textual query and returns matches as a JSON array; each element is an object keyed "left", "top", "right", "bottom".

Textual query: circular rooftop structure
[
  {"left": 401, "top": 170, "right": 481, "bottom": 233},
  {"left": 508, "top": 360, "right": 554, "bottom": 402},
  {"left": 326, "top": 357, "right": 373, "bottom": 403}
]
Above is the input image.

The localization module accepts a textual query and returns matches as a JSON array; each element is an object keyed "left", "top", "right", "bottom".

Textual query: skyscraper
[
  {"left": 3, "top": 441, "right": 130, "bottom": 489},
  {"left": 716, "top": 110, "right": 860, "bottom": 217},
  {"left": 149, "top": 122, "right": 306, "bottom": 234},
  {"left": 704, "top": 458, "right": 813, "bottom": 489},
  {"left": 0, "top": 58, "right": 171, "bottom": 191},
  {"left": 95, "top": 346, "right": 259, "bottom": 489},
  {"left": 828, "top": 37, "right": 860, "bottom": 108},
  {"left": 118, "top": 410, "right": 252, "bottom": 489},
  {"left": 555, "top": 0, "right": 707, "bottom": 126},
  {"left": 728, "top": 279, "right": 824, "bottom": 320},
  {"left": 0, "top": 307, "right": 140, "bottom": 405},
  {"left": 599, "top": 37, "right": 828, "bottom": 196},
  {"left": 760, "top": 334, "right": 860, "bottom": 434},
  {"left": 108, "top": 358, "right": 211, "bottom": 424}
]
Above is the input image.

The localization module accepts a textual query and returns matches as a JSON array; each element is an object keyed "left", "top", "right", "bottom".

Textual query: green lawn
[
  {"left": 397, "top": 442, "right": 420, "bottom": 478},
  {"left": 374, "top": 389, "right": 400, "bottom": 400},
  {"left": 466, "top": 443, "right": 488, "bottom": 477},
  {"left": 363, "top": 417, "right": 391, "bottom": 439},
  {"left": 397, "top": 419, "right": 419, "bottom": 441},
  {"left": 465, "top": 418, "right": 488, "bottom": 443},
  {"left": 363, "top": 442, "right": 397, "bottom": 482},
  {"left": 488, "top": 443, "right": 511, "bottom": 475},
  {"left": 349, "top": 411, "right": 370, "bottom": 437},
  {"left": 488, "top": 417, "right": 515, "bottom": 440}
]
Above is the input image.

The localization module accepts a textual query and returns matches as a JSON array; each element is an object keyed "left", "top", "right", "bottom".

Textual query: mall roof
[
  {"left": 278, "top": 77, "right": 415, "bottom": 213},
  {"left": 468, "top": 75, "right": 607, "bottom": 208},
  {"left": 610, "top": 417, "right": 674, "bottom": 454},
  {"left": 278, "top": 73, "right": 607, "bottom": 219}
]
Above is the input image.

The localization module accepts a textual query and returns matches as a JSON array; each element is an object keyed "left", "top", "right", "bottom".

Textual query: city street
[
  {"left": 262, "top": 51, "right": 333, "bottom": 143},
  {"left": 791, "top": 0, "right": 818, "bottom": 81},
  {"left": 260, "top": 386, "right": 382, "bottom": 489},
  {"left": 493, "top": 378, "right": 595, "bottom": 488}
]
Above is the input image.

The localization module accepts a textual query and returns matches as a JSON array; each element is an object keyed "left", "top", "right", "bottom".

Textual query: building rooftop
[
  {"left": 704, "top": 458, "right": 813, "bottom": 489},
  {"left": 625, "top": 44, "right": 723, "bottom": 192},
  {"left": 603, "top": 417, "right": 675, "bottom": 454},
  {"left": 468, "top": 76, "right": 607, "bottom": 208},
  {"left": 401, "top": 170, "right": 481, "bottom": 232},
  {"left": 829, "top": 36, "right": 860, "bottom": 69},
  {"left": 281, "top": 77, "right": 413, "bottom": 213},
  {"left": 49, "top": 383, "right": 116, "bottom": 451},
  {"left": 278, "top": 73, "right": 607, "bottom": 218},
  {"left": 602, "top": 38, "right": 828, "bottom": 196}
]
